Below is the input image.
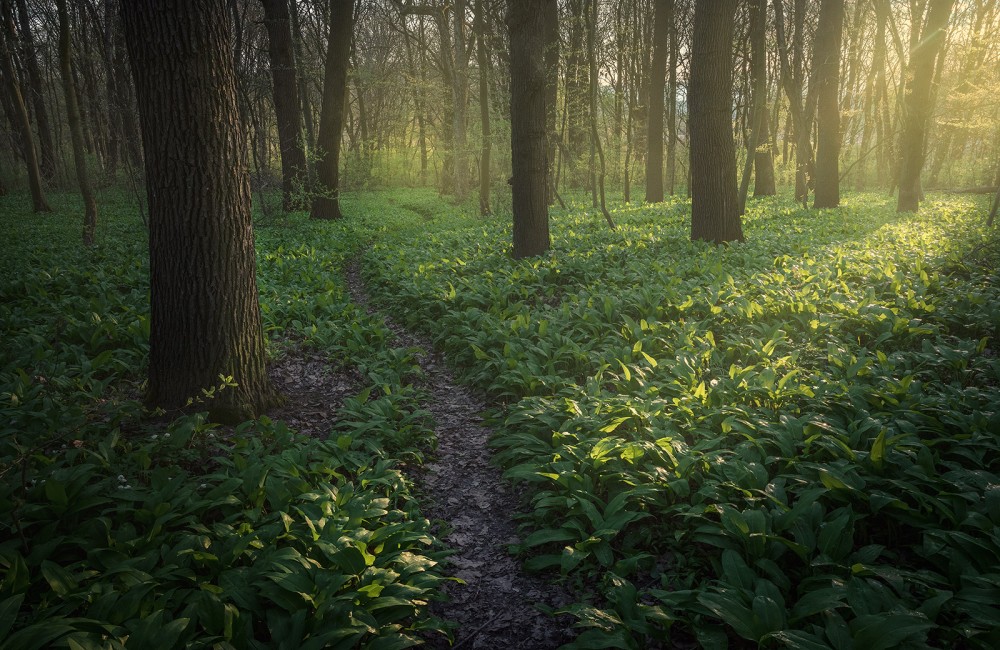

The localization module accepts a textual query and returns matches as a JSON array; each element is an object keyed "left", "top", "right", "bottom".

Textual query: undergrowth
[
  {"left": 365, "top": 191, "right": 1000, "bottom": 649},
  {"left": 0, "top": 189, "right": 452, "bottom": 649}
]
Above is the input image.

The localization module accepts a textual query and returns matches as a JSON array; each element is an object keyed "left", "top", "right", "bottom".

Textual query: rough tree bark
[
  {"left": 689, "top": 0, "right": 743, "bottom": 244},
  {"left": 645, "top": 0, "right": 672, "bottom": 203},
  {"left": 813, "top": 0, "right": 845, "bottom": 208},
  {"left": 509, "top": 0, "right": 550, "bottom": 259},
  {"left": 261, "top": 0, "right": 308, "bottom": 211},
  {"left": 57, "top": 0, "right": 97, "bottom": 245},
  {"left": 311, "top": 0, "right": 355, "bottom": 220},
  {"left": 897, "top": 0, "right": 955, "bottom": 212},
  {"left": 121, "top": 0, "right": 279, "bottom": 422}
]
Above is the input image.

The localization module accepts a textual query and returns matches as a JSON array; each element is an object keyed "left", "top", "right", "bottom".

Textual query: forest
[{"left": 1, "top": 0, "right": 999, "bottom": 648}]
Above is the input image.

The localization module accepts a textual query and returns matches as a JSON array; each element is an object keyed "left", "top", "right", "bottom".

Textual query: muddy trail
[{"left": 345, "top": 258, "right": 574, "bottom": 649}]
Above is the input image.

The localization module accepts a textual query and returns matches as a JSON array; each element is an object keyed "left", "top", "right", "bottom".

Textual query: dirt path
[{"left": 345, "top": 259, "right": 573, "bottom": 649}]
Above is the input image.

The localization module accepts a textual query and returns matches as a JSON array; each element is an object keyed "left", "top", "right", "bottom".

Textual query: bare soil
[{"left": 345, "top": 259, "right": 575, "bottom": 649}]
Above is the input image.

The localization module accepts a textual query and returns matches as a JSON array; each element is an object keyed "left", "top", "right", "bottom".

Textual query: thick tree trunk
[
  {"left": 0, "top": 1, "right": 50, "bottom": 213},
  {"left": 645, "top": 0, "right": 671, "bottom": 203},
  {"left": 261, "top": 0, "right": 308, "bottom": 211},
  {"left": 13, "top": 0, "right": 56, "bottom": 181},
  {"left": 475, "top": 0, "right": 490, "bottom": 215},
  {"left": 689, "top": 0, "right": 742, "bottom": 244},
  {"left": 121, "top": 0, "right": 279, "bottom": 422},
  {"left": 509, "top": 0, "right": 550, "bottom": 259},
  {"left": 897, "top": 0, "right": 955, "bottom": 212},
  {"left": 813, "top": 0, "right": 844, "bottom": 208},
  {"left": 311, "top": 1, "right": 354, "bottom": 220},
  {"left": 57, "top": 0, "right": 97, "bottom": 245}
]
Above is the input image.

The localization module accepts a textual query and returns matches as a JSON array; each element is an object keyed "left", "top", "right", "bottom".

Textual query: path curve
[{"left": 345, "top": 258, "right": 573, "bottom": 649}]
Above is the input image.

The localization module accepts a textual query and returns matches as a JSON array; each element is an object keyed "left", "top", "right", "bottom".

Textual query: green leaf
[
  {"left": 850, "top": 614, "right": 933, "bottom": 650},
  {"left": 40, "top": 561, "right": 78, "bottom": 597},
  {"left": 0, "top": 593, "right": 24, "bottom": 639},
  {"left": 523, "top": 527, "right": 579, "bottom": 548}
]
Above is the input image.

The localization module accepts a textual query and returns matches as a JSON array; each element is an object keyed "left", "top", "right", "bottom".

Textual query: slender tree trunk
[
  {"left": 261, "top": 0, "right": 308, "bottom": 211},
  {"left": 666, "top": 14, "right": 677, "bottom": 195},
  {"left": 508, "top": 0, "right": 550, "bottom": 259},
  {"left": 14, "top": 0, "right": 56, "bottom": 180},
  {"left": 739, "top": 0, "right": 768, "bottom": 213},
  {"left": 289, "top": 3, "right": 314, "bottom": 154},
  {"left": 451, "top": 0, "right": 469, "bottom": 202},
  {"left": 121, "top": 0, "right": 279, "bottom": 422},
  {"left": 897, "top": 0, "right": 955, "bottom": 212},
  {"left": 751, "top": 0, "right": 775, "bottom": 197},
  {"left": 813, "top": 0, "right": 844, "bottom": 208},
  {"left": 311, "top": 1, "right": 354, "bottom": 220},
  {"left": 645, "top": 0, "right": 671, "bottom": 203},
  {"left": 689, "top": 0, "right": 742, "bottom": 244},
  {"left": 587, "top": 0, "right": 614, "bottom": 227},
  {"left": 475, "top": 0, "right": 490, "bottom": 215},
  {"left": 0, "top": 0, "right": 50, "bottom": 213},
  {"left": 543, "top": 0, "right": 558, "bottom": 204},
  {"left": 57, "top": 0, "right": 97, "bottom": 245}
]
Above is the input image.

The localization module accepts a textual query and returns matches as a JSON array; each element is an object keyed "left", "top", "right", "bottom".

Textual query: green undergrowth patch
[
  {"left": 0, "top": 189, "right": 451, "bottom": 649},
  {"left": 366, "top": 192, "right": 1000, "bottom": 649}
]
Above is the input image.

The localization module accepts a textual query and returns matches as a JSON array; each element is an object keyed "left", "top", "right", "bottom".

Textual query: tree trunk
[
  {"left": 689, "top": 0, "right": 742, "bottom": 244},
  {"left": 451, "top": 0, "right": 469, "bottom": 203},
  {"left": 121, "top": 0, "right": 279, "bottom": 422},
  {"left": 645, "top": 0, "right": 671, "bottom": 203},
  {"left": 587, "top": 0, "right": 614, "bottom": 227},
  {"left": 751, "top": 0, "right": 775, "bottom": 197},
  {"left": 13, "top": 0, "right": 56, "bottom": 181},
  {"left": 543, "top": 0, "right": 558, "bottom": 204},
  {"left": 475, "top": 0, "right": 490, "bottom": 215},
  {"left": 897, "top": 0, "right": 955, "bottom": 212},
  {"left": 509, "top": 0, "right": 550, "bottom": 259},
  {"left": 0, "top": 0, "right": 50, "bottom": 213},
  {"left": 261, "top": 0, "right": 308, "bottom": 211},
  {"left": 666, "top": 12, "right": 677, "bottom": 195},
  {"left": 57, "top": 0, "right": 97, "bottom": 245},
  {"left": 739, "top": 0, "right": 768, "bottom": 213},
  {"left": 813, "top": 0, "right": 844, "bottom": 208},
  {"left": 311, "top": 0, "right": 354, "bottom": 220}
]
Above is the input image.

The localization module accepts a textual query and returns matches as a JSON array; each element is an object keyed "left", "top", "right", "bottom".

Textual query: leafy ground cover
[
  {"left": 0, "top": 190, "right": 452, "bottom": 649},
  {"left": 365, "top": 192, "right": 1000, "bottom": 649}
]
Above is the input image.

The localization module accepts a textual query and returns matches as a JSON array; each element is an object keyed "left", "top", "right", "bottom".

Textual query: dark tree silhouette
[
  {"left": 689, "top": 0, "right": 743, "bottom": 244},
  {"left": 261, "top": 0, "right": 308, "bottom": 211},
  {"left": 311, "top": 1, "right": 355, "bottom": 220},
  {"left": 122, "top": 0, "right": 279, "bottom": 422},
  {"left": 0, "top": 0, "right": 50, "bottom": 213},
  {"left": 645, "top": 0, "right": 673, "bottom": 203},
  {"left": 57, "top": 0, "right": 97, "bottom": 245},
  {"left": 509, "top": 0, "right": 550, "bottom": 258}
]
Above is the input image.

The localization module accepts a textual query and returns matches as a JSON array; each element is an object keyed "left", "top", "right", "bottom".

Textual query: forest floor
[{"left": 345, "top": 257, "right": 575, "bottom": 649}]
